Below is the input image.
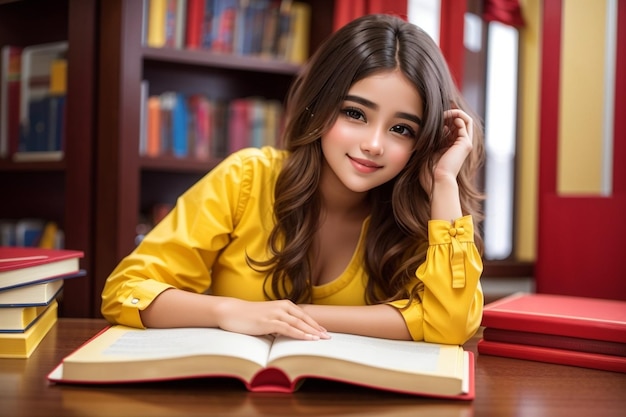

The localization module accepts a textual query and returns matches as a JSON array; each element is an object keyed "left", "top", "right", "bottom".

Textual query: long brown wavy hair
[{"left": 250, "top": 14, "right": 485, "bottom": 305}]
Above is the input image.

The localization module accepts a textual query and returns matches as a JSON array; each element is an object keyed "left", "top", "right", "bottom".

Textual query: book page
[
  {"left": 65, "top": 327, "right": 273, "bottom": 368},
  {"left": 268, "top": 332, "right": 460, "bottom": 376}
]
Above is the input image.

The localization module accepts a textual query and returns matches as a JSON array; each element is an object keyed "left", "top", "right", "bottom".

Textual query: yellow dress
[{"left": 101, "top": 147, "right": 484, "bottom": 344}]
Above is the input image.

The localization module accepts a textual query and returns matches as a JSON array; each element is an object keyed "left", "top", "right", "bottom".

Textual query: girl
[{"left": 101, "top": 13, "right": 485, "bottom": 345}]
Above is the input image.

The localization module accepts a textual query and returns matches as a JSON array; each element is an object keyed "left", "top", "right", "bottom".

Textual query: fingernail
[{"left": 307, "top": 334, "right": 320, "bottom": 341}]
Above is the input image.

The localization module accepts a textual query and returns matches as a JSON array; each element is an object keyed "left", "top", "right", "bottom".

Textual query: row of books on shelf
[
  {"left": 0, "top": 41, "right": 69, "bottom": 162},
  {"left": 0, "top": 219, "right": 64, "bottom": 249},
  {"left": 135, "top": 203, "right": 174, "bottom": 245},
  {"left": 140, "top": 86, "right": 284, "bottom": 160},
  {"left": 145, "top": 0, "right": 311, "bottom": 64},
  {"left": 0, "top": 246, "right": 85, "bottom": 358},
  {"left": 478, "top": 292, "right": 626, "bottom": 373}
]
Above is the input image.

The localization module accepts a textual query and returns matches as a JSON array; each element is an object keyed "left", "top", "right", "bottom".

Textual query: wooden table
[{"left": 2, "top": 319, "right": 625, "bottom": 417}]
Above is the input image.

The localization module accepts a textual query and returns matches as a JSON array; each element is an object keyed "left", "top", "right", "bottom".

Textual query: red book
[
  {"left": 0, "top": 247, "right": 83, "bottom": 291},
  {"left": 185, "top": 0, "right": 206, "bottom": 49},
  {"left": 477, "top": 339, "right": 626, "bottom": 373},
  {"left": 0, "top": 45, "right": 22, "bottom": 159},
  {"left": 187, "top": 94, "right": 212, "bottom": 160},
  {"left": 228, "top": 98, "right": 250, "bottom": 154},
  {"left": 482, "top": 327, "right": 626, "bottom": 357},
  {"left": 481, "top": 292, "right": 626, "bottom": 343}
]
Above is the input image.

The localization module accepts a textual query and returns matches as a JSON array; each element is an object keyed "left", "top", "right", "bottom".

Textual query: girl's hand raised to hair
[
  {"left": 434, "top": 109, "right": 474, "bottom": 182},
  {"left": 214, "top": 298, "right": 330, "bottom": 340},
  {"left": 420, "top": 108, "right": 474, "bottom": 195}
]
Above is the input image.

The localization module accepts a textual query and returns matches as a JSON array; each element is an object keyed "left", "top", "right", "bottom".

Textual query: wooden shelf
[
  {"left": 140, "top": 156, "right": 219, "bottom": 173},
  {"left": 142, "top": 47, "right": 302, "bottom": 75},
  {"left": 0, "top": 160, "right": 66, "bottom": 171},
  {"left": 0, "top": 0, "right": 98, "bottom": 317},
  {"left": 483, "top": 260, "right": 534, "bottom": 278}
]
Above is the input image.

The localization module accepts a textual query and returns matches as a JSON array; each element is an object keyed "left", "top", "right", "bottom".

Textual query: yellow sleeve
[
  {"left": 388, "top": 215, "right": 483, "bottom": 344},
  {"left": 100, "top": 151, "right": 251, "bottom": 328}
]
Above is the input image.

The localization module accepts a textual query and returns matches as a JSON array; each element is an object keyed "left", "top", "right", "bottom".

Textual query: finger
[
  {"left": 270, "top": 318, "right": 326, "bottom": 340},
  {"left": 284, "top": 309, "right": 330, "bottom": 339},
  {"left": 283, "top": 303, "right": 328, "bottom": 333},
  {"left": 444, "top": 110, "right": 473, "bottom": 142}
]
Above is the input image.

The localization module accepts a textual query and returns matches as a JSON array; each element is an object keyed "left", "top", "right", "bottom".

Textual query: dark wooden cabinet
[
  {"left": 0, "top": 0, "right": 333, "bottom": 317},
  {"left": 1, "top": 0, "right": 529, "bottom": 318},
  {"left": 92, "top": 0, "right": 335, "bottom": 317},
  {"left": 0, "top": 0, "right": 98, "bottom": 317}
]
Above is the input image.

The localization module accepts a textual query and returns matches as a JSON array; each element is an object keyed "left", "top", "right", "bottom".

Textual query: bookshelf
[
  {"left": 0, "top": 0, "right": 97, "bottom": 317},
  {"left": 1, "top": 0, "right": 530, "bottom": 318},
  {"left": 92, "top": 0, "right": 335, "bottom": 316}
]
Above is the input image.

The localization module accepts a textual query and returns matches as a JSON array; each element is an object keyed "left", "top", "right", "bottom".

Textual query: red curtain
[
  {"left": 333, "top": 0, "right": 408, "bottom": 31},
  {"left": 483, "top": 0, "right": 525, "bottom": 27},
  {"left": 439, "top": 0, "right": 467, "bottom": 89}
]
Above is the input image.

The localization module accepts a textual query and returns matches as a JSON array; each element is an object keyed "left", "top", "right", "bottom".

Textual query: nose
[{"left": 360, "top": 127, "right": 384, "bottom": 156}]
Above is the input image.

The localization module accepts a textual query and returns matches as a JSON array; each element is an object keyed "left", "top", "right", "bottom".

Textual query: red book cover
[
  {"left": 482, "top": 327, "right": 626, "bottom": 357},
  {"left": 228, "top": 98, "right": 250, "bottom": 154},
  {"left": 481, "top": 293, "right": 626, "bottom": 343},
  {"left": 1, "top": 45, "right": 22, "bottom": 159},
  {"left": 187, "top": 94, "right": 212, "bottom": 160},
  {"left": 477, "top": 339, "right": 626, "bottom": 373},
  {"left": 0, "top": 247, "right": 83, "bottom": 290},
  {"left": 185, "top": 0, "right": 206, "bottom": 49}
]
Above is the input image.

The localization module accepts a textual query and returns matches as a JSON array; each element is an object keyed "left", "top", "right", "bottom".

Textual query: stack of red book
[
  {"left": 0, "top": 247, "right": 85, "bottom": 358},
  {"left": 478, "top": 292, "right": 626, "bottom": 373}
]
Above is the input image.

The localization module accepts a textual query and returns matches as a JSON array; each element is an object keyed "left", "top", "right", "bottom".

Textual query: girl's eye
[
  {"left": 342, "top": 107, "right": 365, "bottom": 121},
  {"left": 390, "top": 124, "right": 417, "bottom": 138}
]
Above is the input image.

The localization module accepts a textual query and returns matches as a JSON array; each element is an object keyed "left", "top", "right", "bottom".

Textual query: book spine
[
  {"left": 185, "top": 0, "right": 206, "bottom": 49},
  {"left": 171, "top": 92, "right": 188, "bottom": 157},
  {"left": 481, "top": 312, "right": 626, "bottom": 344},
  {"left": 482, "top": 327, "right": 626, "bottom": 357},
  {"left": 477, "top": 339, "right": 626, "bottom": 373},
  {"left": 174, "top": 0, "right": 187, "bottom": 49},
  {"left": 228, "top": 98, "right": 250, "bottom": 154},
  {"left": 159, "top": 92, "right": 175, "bottom": 155},
  {"left": 211, "top": 0, "right": 238, "bottom": 53},
  {"left": 1, "top": 46, "right": 22, "bottom": 159},
  {"left": 164, "top": 0, "right": 178, "bottom": 48},
  {"left": 147, "top": 0, "right": 167, "bottom": 48},
  {"left": 286, "top": 2, "right": 311, "bottom": 64},
  {"left": 189, "top": 94, "right": 212, "bottom": 160},
  {"left": 146, "top": 96, "right": 162, "bottom": 157}
]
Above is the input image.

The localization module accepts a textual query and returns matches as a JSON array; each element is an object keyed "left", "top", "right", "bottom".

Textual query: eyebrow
[{"left": 344, "top": 94, "right": 422, "bottom": 126}]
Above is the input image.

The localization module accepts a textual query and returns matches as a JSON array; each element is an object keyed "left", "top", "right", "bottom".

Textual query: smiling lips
[{"left": 348, "top": 155, "right": 382, "bottom": 173}]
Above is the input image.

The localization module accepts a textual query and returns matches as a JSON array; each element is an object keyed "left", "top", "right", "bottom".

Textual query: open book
[{"left": 48, "top": 325, "right": 474, "bottom": 399}]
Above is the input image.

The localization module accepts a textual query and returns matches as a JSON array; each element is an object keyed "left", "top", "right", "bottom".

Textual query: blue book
[
  {"left": 172, "top": 93, "right": 188, "bottom": 157},
  {"left": 19, "top": 96, "right": 50, "bottom": 152}
]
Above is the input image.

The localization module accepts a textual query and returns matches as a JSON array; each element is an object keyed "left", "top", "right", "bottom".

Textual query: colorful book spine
[
  {"left": 171, "top": 92, "right": 189, "bottom": 157},
  {"left": 0, "top": 45, "right": 22, "bottom": 159},
  {"left": 228, "top": 98, "right": 250, "bottom": 154},
  {"left": 147, "top": 0, "right": 167, "bottom": 47},
  {"left": 185, "top": 0, "right": 206, "bottom": 49},
  {"left": 146, "top": 96, "right": 162, "bottom": 157},
  {"left": 286, "top": 2, "right": 310, "bottom": 64},
  {"left": 211, "top": 0, "right": 238, "bottom": 53}
]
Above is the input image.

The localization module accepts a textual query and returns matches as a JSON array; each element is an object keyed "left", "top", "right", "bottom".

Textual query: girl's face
[{"left": 320, "top": 70, "right": 423, "bottom": 194}]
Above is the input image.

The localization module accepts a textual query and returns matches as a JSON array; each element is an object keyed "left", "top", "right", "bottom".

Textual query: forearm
[
  {"left": 140, "top": 288, "right": 223, "bottom": 328},
  {"left": 300, "top": 304, "right": 412, "bottom": 340},
  {"left": 140, "top": 289, "right": 330, "bottom": 340},
  {"left": 430, "top": 174, "right": 462, "bottom": 221}
]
